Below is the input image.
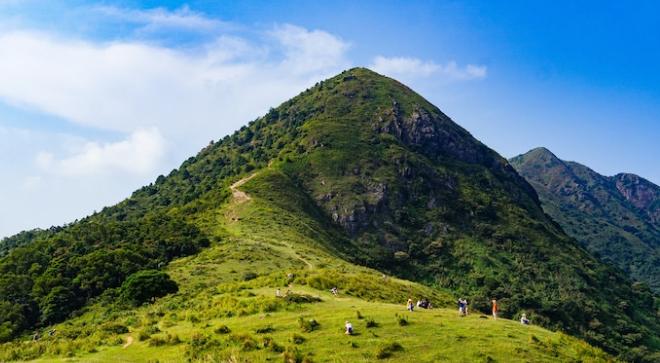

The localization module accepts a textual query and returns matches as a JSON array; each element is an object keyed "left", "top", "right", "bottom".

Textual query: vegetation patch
[
  {"left": 298, "top": 317, "right": 320, "bottom": 332},
  {"left": 376, "top": 342, "right": 404, "bottom": 359}
]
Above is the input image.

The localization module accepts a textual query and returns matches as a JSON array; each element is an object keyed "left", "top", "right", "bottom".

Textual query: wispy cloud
[
  {"left": 93, "top": 5, "right": 228, "bottom": 32},
  {"left": 270, "top": 24, "right": 350, "bottom": 74},
  {"left": 371, "top": 56, "right": 487, "bottom": 80},
  {"left": 36, "top": 128, "right": 165, "bottom": 176},
  {"left": 0, "top": 18, "right": 352, "bottom": 237},
  {"left": 0, "top": 26, "right": 350, "bottom": 137}
]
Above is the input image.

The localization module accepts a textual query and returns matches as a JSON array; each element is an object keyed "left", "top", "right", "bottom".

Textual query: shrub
[
  {"left": 255, "top": 325, "right": 275, "bottom": 334},
  {"left": 395, "top": 314, "right": 408, "bottom": 326},
  {"left": 365, "top": 318, "right": 379, "bottom": 328},
  {"left": 101, "top": 323, "right": 128, "bottom": 334},
  {"left": 120, "top": 270, "right": 178, "bottom": 306},
  {"left": 282, "top": 346, "right": 313, "bottom": 363},
  {"left": 149, "top": 333, "right": 181, "bottom": 346},
  {"left": 291, "top": 333, "right": 306, "bottom": 344},
  {"left": 214, "top": 325, "right": 231, "bottom": 334},
  {"left": 262, "top": 336, "right": 284, "bottom": 352},
  {"left": 230, "top": 334, "right": 258, "bottom": 351},
  {"left": 284, "top": 293, "right": 322, "bottom": 304},
  {"left": 138, "top": 331, "right": 151, "bottom": 341},
  {"left": 376, "top": 342, "right": 403, "bottom": 359},
  {"left": 298, "top": 317, "right": 320, "bottom": 332},
  {"left": 243, "top": 272, "right": 258, "bottom": 281},
  {"left": 145, "top": 325, "right": 161, "bottom": 335}
]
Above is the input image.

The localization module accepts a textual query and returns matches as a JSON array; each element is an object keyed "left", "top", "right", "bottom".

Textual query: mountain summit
[
  {"left": 0, "top": 68, "right": 657, "bottom": 360},
  {"left": 510, "top": 147, "right": 660, "bottom": 292}
]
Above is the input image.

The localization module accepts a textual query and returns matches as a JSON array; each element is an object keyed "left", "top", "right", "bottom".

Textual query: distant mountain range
[{"left": 510, "top": 147, "right": 660, "bottom": 292}]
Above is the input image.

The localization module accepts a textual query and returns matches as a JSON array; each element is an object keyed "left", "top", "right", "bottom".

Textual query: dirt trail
[
  {"left": 122, "top": 336, "right": 134, "bottom": 349},
  {"left": 230, "top": 173, "right": 258, "bottom": 203}
]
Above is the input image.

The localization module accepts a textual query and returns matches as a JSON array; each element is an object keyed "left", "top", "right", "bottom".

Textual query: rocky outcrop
[{"left": 614, "top": 173, "right": 660, "bottom": 224}]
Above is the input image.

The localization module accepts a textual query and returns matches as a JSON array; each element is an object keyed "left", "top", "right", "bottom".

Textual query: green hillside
[
  {"left": 0, "top": 68, "right": 658, "bottom": 361},
  {"left": 510, "top": 147, "right": 660, "bottom": 292},
  {"left": 0, "top": 170, "right": 611, "bottom": 362}
]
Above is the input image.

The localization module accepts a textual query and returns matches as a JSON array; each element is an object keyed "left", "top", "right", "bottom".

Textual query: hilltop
[
  {"left": 510, "top": 147, "right": 660, "bottom": 292},
  {"left": 0, "top": 68, "right": 657, "bottom": 361}
]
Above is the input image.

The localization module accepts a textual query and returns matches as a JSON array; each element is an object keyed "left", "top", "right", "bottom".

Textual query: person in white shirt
[{"left": 520, "top": 313, "right": 530, "bottom": 325}]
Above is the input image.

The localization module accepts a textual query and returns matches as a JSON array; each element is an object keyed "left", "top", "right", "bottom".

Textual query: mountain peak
[{"left": 509, "top": 147, "right": 568, "bottom": 183}]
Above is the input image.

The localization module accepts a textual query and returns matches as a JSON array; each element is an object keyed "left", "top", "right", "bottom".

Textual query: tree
[
  {"left": 40, "top": 286, "right": 76, "bottom": 324},
  {"left": 120, "top": 270, "right": 178, "bottom": 306}
]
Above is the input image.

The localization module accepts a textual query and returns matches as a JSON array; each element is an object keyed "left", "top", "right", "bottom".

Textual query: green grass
[
  {"left": 0, "top": 170, "right": 612, "bottom": 362},
  {"left": 8, "top": 290, "right": 612, "bottom": 362}
]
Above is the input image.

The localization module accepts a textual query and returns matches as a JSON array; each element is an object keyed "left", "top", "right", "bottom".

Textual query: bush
[
  {"left": 101, "top": 323, "right": 128, "bottom": 334},
  {"left": 255, "top": 325, "right": 275, "bottom": 334},
  {"left": 282, "top": 346, "right": 313, "bottom": 363},
  {"left": 149, "top": 333, "right": 181, "bottom": 346},
  {"left": 242, "top": 272, "right": 258, "bottom": 281},
  {"left": 298, "top": 317, "right": 320, "bottom": 332},
  {"left": 120, "top": 270, "right": 178, "bottom": 306},
  {"left": 138, "top": 330, "right": 151, "bottom": 341},
  {"left": 395, "top": 314, "right": 408, "bottom": 326},
  {"left": 262, "top": 336, "right": 284, "bottom": 352},
  {"left": 284, "top": 293, "right": 322, "bottom": 304},
  {"left": 291, "top": 333, "right": 306, "bottom": 344},
  {"left": 365, "top": 318, "right": 379, "bottom": 328},
  {"left": 214, "top": 325, "right": 231, "bottom": 334},
  {"left": 376, "top": 342, "right": 403, "bottom": 359},
  {"left": 230, "top": 334, "right": 258, "bottom": 351}
]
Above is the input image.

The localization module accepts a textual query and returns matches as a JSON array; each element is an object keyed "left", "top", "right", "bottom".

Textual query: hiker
[
  {"left": 32, "top": 331, "right": 40, "bottom": 341},
  {"left": 418, "top": 298, "right": 430, "bottom": 309},
  {"left": 276, "top": 288, "right": 281, "bottom": 297},
  {"left": 458, "top": 298, "right": 468, "bottom": 316},
  {"left": 457, "top": 298, "right": 465, "bottom": 316},
  {"left": 48, "top": 329, "right": 56, "bottom": 337},
  {"left": 407, "top": 298, "right": 414, "bottom": 312},
  {"left": 520, "top": 313, "right": 530, "bottom": 325},
  {"left": 345, "top": 321, "right": 353, "bottom": 335},
  {"left": 491, "top": 299, "right": 498, "bottom": 320},
  {"left": 331, "top": 287, "right": 338, "bottom": 296}
]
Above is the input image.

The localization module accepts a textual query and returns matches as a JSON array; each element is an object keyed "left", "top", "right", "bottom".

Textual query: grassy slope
[{"left": 2, "top": 170, "right": 611, "bottom": 362}]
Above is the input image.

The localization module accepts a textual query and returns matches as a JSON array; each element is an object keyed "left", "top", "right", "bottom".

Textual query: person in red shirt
[{"left": 491, "top": 299, "right": 498, "bottom": 320}]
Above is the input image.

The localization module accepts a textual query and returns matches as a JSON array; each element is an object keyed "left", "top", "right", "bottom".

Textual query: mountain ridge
[
  {"left": 510, "top": 147, "right": 660, "bottom": 293},
  {"left": 0, "top": 68, "right": 658, "bottom": 361}
]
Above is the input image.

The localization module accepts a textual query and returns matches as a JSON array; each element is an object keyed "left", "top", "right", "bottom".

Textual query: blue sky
[{"left": 0, "top": 0, "right": 658, "bottom": 238}]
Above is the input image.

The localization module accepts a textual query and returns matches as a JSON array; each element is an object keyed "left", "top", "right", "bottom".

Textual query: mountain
[
  {"left": 510, "top": 147, "right": 660, "bottom": 293},
  {"left": 0, "top": 68, "right": 657, "bottom": 361}
]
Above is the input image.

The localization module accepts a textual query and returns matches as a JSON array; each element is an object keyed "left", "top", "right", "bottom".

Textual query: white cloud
[
  {"left": 270, "top": 24, "right": 350, "bottom": 74},
  {"left": 94, "top": 5, "right": 226, "bottom": 32},
  {"left": 0, "top": 22, "right": 352, "bottom": 238},
  {"left": 36, "top": 128, "right": 165, "bottom": 176},
  {"left": 0, "top": 27, "right": 350, "bottom": 139},
  {"left": 371, "top": 56, "right": 487, "bottom": 80}
]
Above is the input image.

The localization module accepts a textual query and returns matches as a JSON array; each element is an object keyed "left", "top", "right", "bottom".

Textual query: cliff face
[{"left": 614, "top": 173, "right": 660, "bottom": 224}]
